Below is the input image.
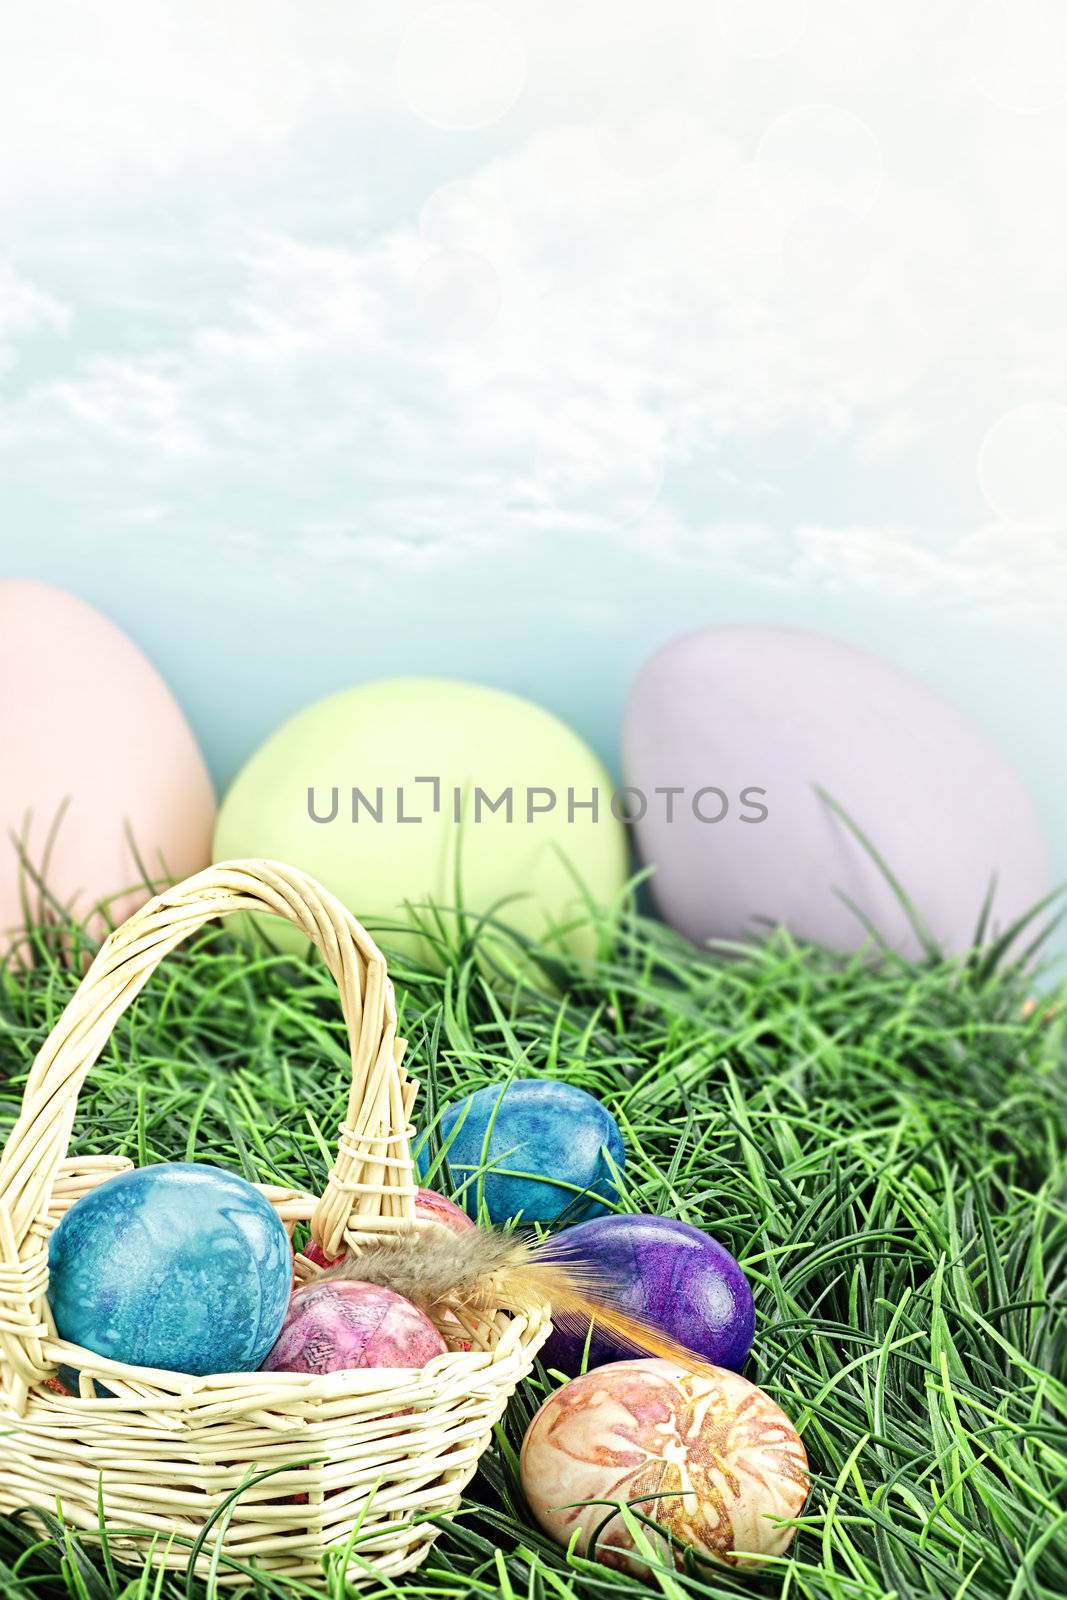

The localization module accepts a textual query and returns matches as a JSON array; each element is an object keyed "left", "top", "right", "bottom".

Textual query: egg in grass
[{"left": 520, "top": 1358, "right": 809, "bottom": 1574}]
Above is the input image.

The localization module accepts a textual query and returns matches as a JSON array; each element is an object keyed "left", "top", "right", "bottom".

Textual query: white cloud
[
  {"left": 0, "top": 2, "right": 407, "bottom": 204},
  {"left": 1, "top": 0, "right": 1066, "bottom": 621},
  {"left": 397, "top": 4, "right": 526, "bottom": 132},
  {"left": 790, "top": 523, "right": 1067, "bottom": 619},
  {"left": 0, "top": 260, "right": 68, "bottom": 371},
  {"left": 50, "top": 359, "right": 201, "bottom": 457}
]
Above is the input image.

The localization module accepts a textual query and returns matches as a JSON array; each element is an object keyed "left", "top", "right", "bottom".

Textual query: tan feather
[{"left": 320, "top": 1225, "right": 713, "bottom": 1372}]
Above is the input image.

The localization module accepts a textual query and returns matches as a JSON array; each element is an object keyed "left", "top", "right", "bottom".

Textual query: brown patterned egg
[{"left": 520, "top": 1358, "right": 808, "bottom": 1574}]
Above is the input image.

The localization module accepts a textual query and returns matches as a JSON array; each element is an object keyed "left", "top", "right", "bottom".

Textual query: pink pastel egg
[
  {"left": 520, "top": 1358, "right": 809, "bottom": 1574},
  {"left": 262, "top": 1280, "right": 447, "bottom": 1373},
  {"left": 0, "top": 581, "right": 215, "bottom": 956},
  {"left": 302, "top": 1188, "right": 473, "bottom": 1268}
]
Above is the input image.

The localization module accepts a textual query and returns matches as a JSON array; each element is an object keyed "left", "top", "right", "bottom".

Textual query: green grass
[{"left": 0, "top": 898, "right": 1065, "bottom": 1600}]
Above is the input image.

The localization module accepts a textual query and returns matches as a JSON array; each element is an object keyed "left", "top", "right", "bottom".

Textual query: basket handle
[{"left": 0, "top": 859, "right": 417, "bottom": 1409}]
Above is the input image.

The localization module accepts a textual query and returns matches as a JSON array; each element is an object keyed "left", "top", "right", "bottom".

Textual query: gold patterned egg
[{"left": 520, "top": 1358, "right": 809, "bottom": 1574}]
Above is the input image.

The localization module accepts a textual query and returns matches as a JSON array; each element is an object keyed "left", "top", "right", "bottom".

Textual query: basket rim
[
  {"left": 28, "top": 1158, "right": 553, "bottom": 1401},
  {"left": 34, "top": 1308, "right": 548, "bottom": 1400}
]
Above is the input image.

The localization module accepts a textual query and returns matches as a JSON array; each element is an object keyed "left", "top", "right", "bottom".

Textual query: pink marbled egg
[
  {"left": 262, "top": 1280, "right": 447, "bottom": 1374},
  {"left": 411, "top": 1187, "right": 475, "bottom": 1234},
  {"left": 302, "top": 1188, "right": 473, "bottom": 1269},
  {"left": 520, "top": 1358, "right": 809, "bottom": 1574}
]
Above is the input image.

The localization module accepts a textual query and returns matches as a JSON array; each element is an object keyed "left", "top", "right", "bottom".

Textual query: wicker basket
[{"left": 0, "top": 860, "right": 550, "bottom": 1585}]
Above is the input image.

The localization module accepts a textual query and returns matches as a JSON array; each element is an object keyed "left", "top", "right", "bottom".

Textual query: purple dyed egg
[
  {"left": 542, "top": 1214, "right": 754, "bottom": 1375},
  {"left": 262, "top": 1280, "right": 447, "bottom": 1374},
  {"left": 623, "top": 625, "right": 1049, "bottom": 959}
]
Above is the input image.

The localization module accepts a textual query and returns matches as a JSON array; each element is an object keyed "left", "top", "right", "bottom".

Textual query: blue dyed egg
[
  {"left": 47, "top": 1162, "right": 292, "bottom": 1376},
  {"left": 420, "top": 1079, "right": 624, "bottom": 1224},
  {"left": 542, "top": 1213, "right": 755, "bottom": 1375}
]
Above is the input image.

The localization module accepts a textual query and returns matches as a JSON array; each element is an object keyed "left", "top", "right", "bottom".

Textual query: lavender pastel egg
[
  {"left": 623, "top": 625, "right": 1049, "bottom": 959},
  {"left": 520, "top": 1358, "right": 809, "bottom": 1574},
  {"left": 542, "top": 1214, "right": 753, "bottom": 1374},
  {"left": 421, "top": 1079, "right": 624, "bottom": 1225},
  {"left": 262, "top": 1280, "right": 448, "bottom": 1373},
  {"left": 47, "top": 1163, "right": 292, "bottom": 1376}
]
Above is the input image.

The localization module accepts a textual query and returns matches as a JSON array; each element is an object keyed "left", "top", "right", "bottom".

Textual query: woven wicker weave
[{"left": 0, "top": 860, "right": 550, "bottom": 1584}]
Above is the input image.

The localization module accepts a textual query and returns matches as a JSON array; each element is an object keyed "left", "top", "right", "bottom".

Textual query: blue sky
[{"left": 2, "top": 1, "right": 1066, "bottom": 931}]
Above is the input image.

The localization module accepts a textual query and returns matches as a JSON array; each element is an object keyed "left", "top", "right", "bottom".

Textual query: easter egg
[
  {"left": 0, "top": 581, "right": 215, "bottom": 957},
  {"left": 262, "top": 1280, "right": 447, "bottom": 1373},
  {"left": 213, "top": 678, "right": 628, "bottom": 965},
  {"left": 520, "top": 1358, "right": 809, "bottom": 1574},
  {"left": 623, "top": 625, "right": 1049, "bottom": 959},
  {"left": 302, "top": 1187, "right": 473, "bottom": 1267},
  {"left": 47, "top": 1163, "right": 292, "bottom": 1375},
  {"left": 412, "top": 1186, "right": 476, "bottom": 1234},
  {"left": 421, "top": 1079, "right": 624, "bottom": 1224},
  {"left": 542, "top": 1214, "right": 753, "bottom": 1374}
]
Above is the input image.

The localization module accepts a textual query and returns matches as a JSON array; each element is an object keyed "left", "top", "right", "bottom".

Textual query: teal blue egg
[
  {"left": 47, "top": 1163, "right": 292, "bottom": 1376},
  {"left": 420, "top": 1079, "right": 624, "bottom": 1224}
]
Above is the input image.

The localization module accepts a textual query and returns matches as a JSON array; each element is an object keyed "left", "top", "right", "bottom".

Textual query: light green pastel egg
[{"left": 213, "top": 679, "right": 629, "bottom": 968}]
